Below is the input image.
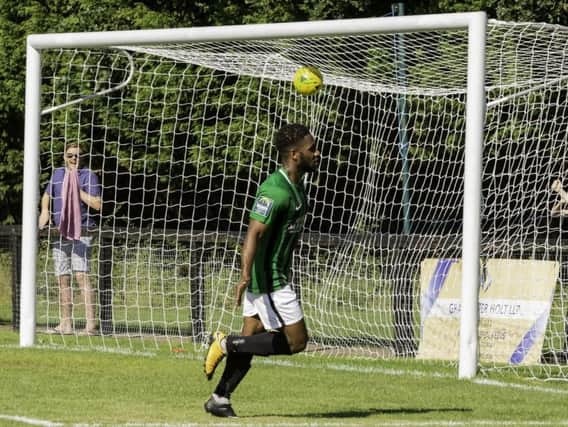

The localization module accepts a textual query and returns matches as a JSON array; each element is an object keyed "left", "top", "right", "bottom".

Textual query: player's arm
[
  {"left": 235, "top": 219, "right": 268, "bottom": 306},
  {"left": 38, "top": 192, "right": 51, "bottom": 229}
]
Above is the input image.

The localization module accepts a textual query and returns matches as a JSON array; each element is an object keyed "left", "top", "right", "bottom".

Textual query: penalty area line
[
  {"left": 257, "top": 358, "right": 568, "bottom": 396},
  {"left": 0, "top": 414, "right": 63, "bottom": 427}
]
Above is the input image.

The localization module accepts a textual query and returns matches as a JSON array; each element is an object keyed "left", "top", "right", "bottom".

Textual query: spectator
[{"left": 38, "top": 142, "right": 101, "bottom": 335}]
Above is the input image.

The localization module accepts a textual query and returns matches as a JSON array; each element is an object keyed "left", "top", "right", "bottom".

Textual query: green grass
[
  {"left": 33, "top": 254, "right": 408, "bottom": 342},
  {"left": 2, "top": 244, "right": 568, "bottom": 424},
  {"left": 1, "top": 327, "right": 567, "bottom": 426}
]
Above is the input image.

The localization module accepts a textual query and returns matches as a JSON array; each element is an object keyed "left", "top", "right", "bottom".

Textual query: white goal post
[{"left": 21, "top": 13, "right": 488, "bottom": 377}]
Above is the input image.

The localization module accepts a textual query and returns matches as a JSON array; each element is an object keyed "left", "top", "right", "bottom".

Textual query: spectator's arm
[
  {"left": 551, "top": 179, "right": 568, "bottom": 217},
  {"left": 80, "top": 190, "right": 101, "bottom": 211},
  {"left": 38, "top": 193, "right": 51, "bottom": 229}
]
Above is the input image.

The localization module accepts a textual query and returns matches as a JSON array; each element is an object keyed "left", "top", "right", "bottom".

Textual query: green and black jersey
[{"left": 248, "top": 168, "right": 307, "bottom": 294}]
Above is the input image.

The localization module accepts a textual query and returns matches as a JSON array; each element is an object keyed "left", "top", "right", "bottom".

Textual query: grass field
[
  {"left": 1, "top": 327, "right": 568, "bottom": 427},
  {"left": 31, "top": 243, "right": 405, "bottom": 345},
  {"left": 2, "top": 246, "right": 568, "bottom": 425}
]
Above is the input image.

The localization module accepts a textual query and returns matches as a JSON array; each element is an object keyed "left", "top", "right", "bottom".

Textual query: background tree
[
  {"left": 434, "top": 0, "right": 567, "bottom": 24},
  {"left": 0, "top": 0, "right": 177, "bottom": 223},
  {"left": 0, "top": 0, "right": 566, "bottom": 224}
]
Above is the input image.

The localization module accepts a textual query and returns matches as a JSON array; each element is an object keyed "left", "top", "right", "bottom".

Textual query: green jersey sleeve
[{"left": 249, "top": 186, "right": 288, "bottom": 225}]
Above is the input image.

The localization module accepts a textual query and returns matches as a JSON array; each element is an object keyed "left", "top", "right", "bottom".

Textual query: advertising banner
[{"left": 417, "top": 258, "right": 558, "bottom": 365}]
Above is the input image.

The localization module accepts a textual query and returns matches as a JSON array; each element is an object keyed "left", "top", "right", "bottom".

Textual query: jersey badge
[{"left": 252, "top": 196, "right": 274, "bottom": 218}]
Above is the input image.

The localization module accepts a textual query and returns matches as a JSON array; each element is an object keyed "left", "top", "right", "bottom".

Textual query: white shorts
[
  {"left": 52, "top": 236, "right": 93, "bottom": 276},
  {"left": 243, "top": 285, "right": 304, "bottom": 331}
]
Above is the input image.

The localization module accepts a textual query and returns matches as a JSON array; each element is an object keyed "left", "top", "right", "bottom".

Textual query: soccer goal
[{"left": 21, "top": 12, "right": 568, "bottom": 380}]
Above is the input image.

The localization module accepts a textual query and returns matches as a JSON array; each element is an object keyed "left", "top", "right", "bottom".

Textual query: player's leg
[
  {"left": 205, "top": 316, "right": 263, "bottom": 417},
  {"left": 224, "top": 285, "right": 307, "bottom": 355},
  {"left": 204, "top": 287, "right": 307, "bottom": 417},
  {"left": 221, "top": 319, "right": 307, "bottom": 355},
  {"left": 204, "top": 293, "right": 265, "bottom": 380},
  {"left": 214, "top": 316, "right": 262, "bottom": 396},
  {"left": 281, "top": 318, "right": 308, "bottom": 353},
  {"left": 206, "top": 286, "right": 306, "bottom": 363}
]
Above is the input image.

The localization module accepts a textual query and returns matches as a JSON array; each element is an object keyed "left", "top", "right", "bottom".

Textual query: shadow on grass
[{"left": 255, "top": 407, "right": 472, "bottom": 419}]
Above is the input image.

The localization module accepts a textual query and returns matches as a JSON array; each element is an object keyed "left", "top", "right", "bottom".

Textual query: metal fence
[{"left": 0, "top": 225, "right": 20, "bottom": 328}]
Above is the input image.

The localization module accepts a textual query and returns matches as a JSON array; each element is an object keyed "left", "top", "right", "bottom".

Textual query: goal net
[{"left": 23, "top": 15, "right": 568, "bottom": 380}]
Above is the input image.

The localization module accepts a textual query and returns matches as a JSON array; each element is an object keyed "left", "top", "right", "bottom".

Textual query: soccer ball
[{"left": 293, "top": 66, "right": 323, "bottom": 95}]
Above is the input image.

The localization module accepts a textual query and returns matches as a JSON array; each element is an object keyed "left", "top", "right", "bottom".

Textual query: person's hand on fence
[{"left": 551, "top": 179, "right": 563, "bottom": 194}]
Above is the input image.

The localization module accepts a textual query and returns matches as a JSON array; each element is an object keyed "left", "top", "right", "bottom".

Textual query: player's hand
[
  {"left": 552, "top": 179, "right": 563, "bottom": 193},
  {"left": 234, "top": 278, "right": 250, "bottom": 307}
]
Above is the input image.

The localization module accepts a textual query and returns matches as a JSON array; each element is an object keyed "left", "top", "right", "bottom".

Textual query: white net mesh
[{"left": 34, "top": 19, "right": 568, "bottom": 379}]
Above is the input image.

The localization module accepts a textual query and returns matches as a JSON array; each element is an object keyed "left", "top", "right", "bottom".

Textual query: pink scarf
[{"left": 59, "top": 168, "right": 82, "bottom": 240}]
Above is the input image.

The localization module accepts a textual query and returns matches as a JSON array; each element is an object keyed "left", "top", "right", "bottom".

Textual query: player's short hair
[
  {"left": 64, "top": 142, "right": 82, "bottom": 153},
  {"left": 274, "top": 123, "right": 311, "bottom": 153}
]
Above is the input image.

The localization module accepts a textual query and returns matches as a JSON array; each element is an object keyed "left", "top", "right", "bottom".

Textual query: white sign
[{"left": 417, "top": 258, "right": 559, "bottom": 365}]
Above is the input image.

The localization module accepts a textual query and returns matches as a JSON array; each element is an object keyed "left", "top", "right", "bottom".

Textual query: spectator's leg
[
  {"left": 57, "top": 274, "right": 73, "bottom": 333},
  {"left": 76, "top": 272, "right": 96, "bottom": 332}
]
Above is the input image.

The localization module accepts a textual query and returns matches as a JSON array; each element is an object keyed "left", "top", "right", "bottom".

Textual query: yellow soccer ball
[{"left": 293, "top": 66, "right": 323, "bottom": 95}]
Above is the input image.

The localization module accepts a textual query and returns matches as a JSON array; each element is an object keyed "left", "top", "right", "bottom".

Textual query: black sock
[
  {"left": 214, "top": 353, "right": 253, "bottom": 398},
  {"left": 226, "top": 331, "right": 292, "bottom": 356}
]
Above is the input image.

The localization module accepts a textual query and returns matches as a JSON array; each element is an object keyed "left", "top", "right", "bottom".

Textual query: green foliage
[
  {"left": 434, "top": 0, "right": 567, "bottom": 24},
  {"left": 1, "top": 0, "right": 566, "bottom": 225},
  {"left": 0, "top": 0, "right": 178, "bottom": 224}
]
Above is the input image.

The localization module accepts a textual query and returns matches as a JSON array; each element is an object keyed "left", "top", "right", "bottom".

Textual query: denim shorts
[{"left": 52, "top": 236, "right": 93, "bottom": 276}]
